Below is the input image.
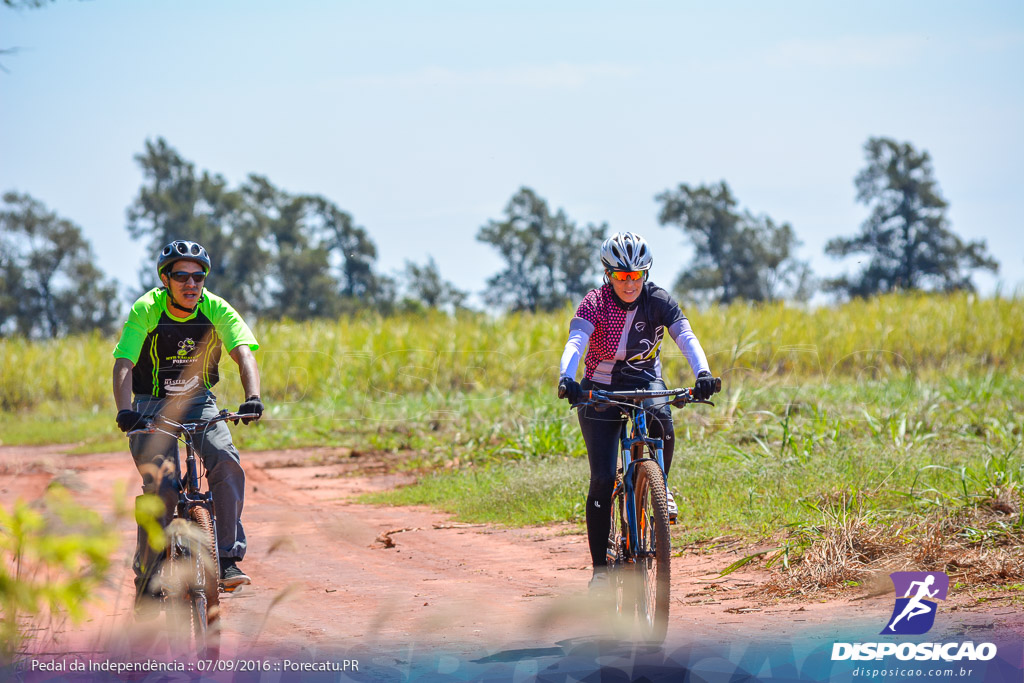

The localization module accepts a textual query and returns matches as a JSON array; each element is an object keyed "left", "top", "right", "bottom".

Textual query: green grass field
[
  {"left": 367, "top": 373, "right": 1024, "bottom": 545},
  {"left": 2, "top": 292, "right": 1022, "bottom": 548}
]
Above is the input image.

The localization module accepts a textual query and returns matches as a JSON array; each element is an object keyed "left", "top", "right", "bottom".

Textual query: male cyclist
[
  {"left": 557, "top": 232, "right": 718, "bottom": 590},
  {"left": 112, "top": 240, "right": 264, "bottom": 603}
]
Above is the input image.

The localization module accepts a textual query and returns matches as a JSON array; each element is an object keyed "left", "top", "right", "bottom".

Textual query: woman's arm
[
  {"left": 668, "top": 319, "right": 710, "bottom": 378},
  {"left": 559, "top": 318, "right": 594, "bottom": 379}
]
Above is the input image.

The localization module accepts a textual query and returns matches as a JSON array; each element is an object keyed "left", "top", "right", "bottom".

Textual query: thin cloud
[
  {"left": 339, "top": 63, "right": 637, "bottom": 89},
  {"left": 763, "top": 35, "right": 931, "bottom": 68},
  {"left": 964, "top": 30, "right": 1024, "bottom": 53}
]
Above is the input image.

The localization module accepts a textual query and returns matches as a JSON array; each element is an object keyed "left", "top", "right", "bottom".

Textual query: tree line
[{"left": 0, "top": 136, "right": 1000, "bottom": 338}]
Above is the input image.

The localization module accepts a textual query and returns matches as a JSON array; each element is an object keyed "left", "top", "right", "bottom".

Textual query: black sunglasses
[{"left": 168, "top": 271, "right": 207, "bottom": 284}]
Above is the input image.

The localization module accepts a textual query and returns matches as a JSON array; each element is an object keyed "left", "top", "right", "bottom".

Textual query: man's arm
[
  {"left": 113, "top": 358, "right": 135, "bottom": 411},
  {"left": 229, "top": 345, "right": 261, "bottom": 399}
]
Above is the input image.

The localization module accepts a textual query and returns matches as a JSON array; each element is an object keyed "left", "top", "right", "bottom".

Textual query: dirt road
[{"left": 2, "top": 444, "right": 1021, "bottom": 667}]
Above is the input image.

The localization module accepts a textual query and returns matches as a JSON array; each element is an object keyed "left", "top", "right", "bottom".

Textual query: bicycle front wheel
[
  {"left": 606, "top": 472, "right": 628, "bottom": 618},
  {"left": 187, "top": 505, "right": 221, "bottom": 659},
  {"left": 606, "top": 471, "right": 626, "bottom": 568},
  {"left": 633, "top": 459, "right": 671, "bottom": 643},
  {"left": 163, "top": 520, "right": 194, "bottom": 653}
]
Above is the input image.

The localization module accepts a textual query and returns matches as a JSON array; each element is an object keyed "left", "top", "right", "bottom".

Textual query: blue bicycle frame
[
  {"left": 617, "top": 406, "right": 667, "bottom": 560},
  {"left": 568, "top": 380, "right": 719, "bottom": 643}
]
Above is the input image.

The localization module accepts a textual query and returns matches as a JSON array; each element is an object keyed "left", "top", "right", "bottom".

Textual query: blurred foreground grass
[{"left": 0, "top": 487, "right": 123, "bottom": 662}]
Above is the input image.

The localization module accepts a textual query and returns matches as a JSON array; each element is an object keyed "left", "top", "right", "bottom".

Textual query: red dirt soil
[{"left": 2, "top": 444, "right": 1022, "bottom": 661}]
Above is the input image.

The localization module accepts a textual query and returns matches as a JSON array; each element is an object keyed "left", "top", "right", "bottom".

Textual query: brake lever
[
  {"left": 125, "top": 424, "right": 154, "bottom": 437},
  {"left": 126, "top": 422, "right": 177, "bottom": 439},
  {"left": 671, "top": 397, "right": 716, "bottom": 408}
]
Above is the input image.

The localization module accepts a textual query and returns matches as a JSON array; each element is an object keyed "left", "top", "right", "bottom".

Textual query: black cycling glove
[
  {"left": 694, "top": 371, "right": 717, "bottom": 401},
  {"left": 558, "top": 377, "right": 583, "bottom": 404},
  {"left": 116, "top": 409, "right": 146, "bottom": 433},
  {"left": 236, "top": 396, "right": 264, "bottom": 425}
]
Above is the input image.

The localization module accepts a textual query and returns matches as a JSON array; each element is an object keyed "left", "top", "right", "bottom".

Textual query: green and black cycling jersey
[{"left": 113, "top": 288, "right": 258, "bottom": 399}]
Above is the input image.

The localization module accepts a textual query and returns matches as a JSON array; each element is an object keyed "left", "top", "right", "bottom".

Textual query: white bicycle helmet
[
  {"left": 157, "top": 240, "right": 211, "bottom": 275},
  {"left": 600, "top": 232, "right": 652, "bottom": 272}
]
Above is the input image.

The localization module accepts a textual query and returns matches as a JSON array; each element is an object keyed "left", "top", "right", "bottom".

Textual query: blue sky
[{"left": 2, "top": 1, "right": 1022, "bottom": 305}]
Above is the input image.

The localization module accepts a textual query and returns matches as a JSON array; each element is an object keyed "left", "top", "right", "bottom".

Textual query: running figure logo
[{"left": 882, "top": 571, "right": 949, "bottom": 635}]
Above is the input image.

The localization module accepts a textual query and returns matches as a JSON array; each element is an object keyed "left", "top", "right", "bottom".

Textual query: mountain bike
[
  {"left": 572, "top": 380, "right": 720, "bottom": 643},
  {"left": 127, "top": 409, "right": 256, "bottom": 658}
]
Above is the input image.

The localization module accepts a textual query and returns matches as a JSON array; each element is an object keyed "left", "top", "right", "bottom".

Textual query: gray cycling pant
[
  {"left": 577, "top": 378, "right": 674, "bottom": 568},
  {"left": 129, "top": 391, "right": 247, "bottom": 592}
]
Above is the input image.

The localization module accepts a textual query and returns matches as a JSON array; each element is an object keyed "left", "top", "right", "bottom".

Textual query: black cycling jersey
[
  {"left": 571, "top": 282, "right": 687, "bottom": 388},
  {"left": 113, "top": 288, "right": 258, "bottom": 398}
]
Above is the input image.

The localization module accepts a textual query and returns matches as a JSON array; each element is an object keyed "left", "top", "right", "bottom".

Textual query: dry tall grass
[{"left": 2, "top": 292, "right": 1021, "bottom": 411}]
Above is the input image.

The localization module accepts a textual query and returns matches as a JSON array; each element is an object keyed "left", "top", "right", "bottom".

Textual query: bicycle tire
[
  {"left": 188, "top": 505, "right": 220, "bottom": 659},
  {"left": 633, "top": 459, "right": 671, "bottom": 643},
  {"left": 606, "top": 472, "right": 629, "bottom": 623},
  {"left": 606, "top": 472, "right": 626, "bottom": 567},
  {"left": 163, "top": 520, "right": 194, "bottom": 652}
]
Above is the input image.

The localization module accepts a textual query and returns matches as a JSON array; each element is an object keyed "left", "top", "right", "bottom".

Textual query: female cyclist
[{"left": 557, "top": 231, "right": 717, "bottom": 590}]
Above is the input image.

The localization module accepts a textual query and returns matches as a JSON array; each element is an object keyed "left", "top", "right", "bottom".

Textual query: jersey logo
[
  {"left": 166, "top": 338, "right": 199, "bottom": 362},
  {"left": 177, "top": 338, "right": 196, "bottom": 357},
  {"left": 634, "top": 322, "right": 646, "bottom": 332},
  {"left": 623, "top": 326, "right": 665, "bottom": 380},
  {"left": 627, "top": 337, "right": 663, "bottom": 363},
  {"left": 164, "top": 375, "right": 200, "bottom": 395}
]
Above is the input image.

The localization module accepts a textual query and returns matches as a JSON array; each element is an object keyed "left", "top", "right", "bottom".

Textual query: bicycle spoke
[
  {"left": 606, "top": 478, "right": 629, "bottom": 621},
  {"left": 633, "top": 460, "right": 670, "bottom": 643}
]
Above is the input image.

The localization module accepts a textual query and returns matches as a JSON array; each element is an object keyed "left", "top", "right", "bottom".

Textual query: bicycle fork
[
  {"left": 181, "top": 442, "right": 222, "bottom": 571},
  {"left": 621, "top": 435, "right": 667, "bottom": 560}
]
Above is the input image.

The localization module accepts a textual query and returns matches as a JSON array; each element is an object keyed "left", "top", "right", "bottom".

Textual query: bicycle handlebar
[
  {"left": 125, "top": 409, "right": 260, "bottom": 438},
  {"left": 571, "top": 377, "right": 722, "bottom": 410}
]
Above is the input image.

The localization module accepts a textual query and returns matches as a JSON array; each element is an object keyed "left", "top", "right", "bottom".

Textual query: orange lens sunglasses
[{"left": 608, "top": 270, "right": 645, "bottom": 281}]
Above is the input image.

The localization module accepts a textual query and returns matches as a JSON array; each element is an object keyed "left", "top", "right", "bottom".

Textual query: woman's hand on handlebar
[
  {"left": 694, "top": 371, "right": 720, "bottom": 401},
  {"left": 558, "top": 377, "right": 583, "bottom": 404}
]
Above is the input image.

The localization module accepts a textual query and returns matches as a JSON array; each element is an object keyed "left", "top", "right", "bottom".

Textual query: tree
[
  {"left": 2, "top": 2, "right": 90, "bottom": 73},
  {"left": 0, "top": 245, "right": 23, "bottom": 333},
  {"left": 126, "top": 138, "right": 270, "bottom": 312},
  {"left": 300, "top": 195, "right": 389, "bottom": 305},
  {"left": 399, "top": 256, "right": 468, "bottom": 312},
  {"left": 826, "top": 137, "right": 998, "bottom": 297},
  {"left": 477, "top": 187, "right": 606, "bottom": 312},
  {"left": 655, "top": 181, "right": 812, "bottom": 305},
  {"left": 0, "top": 192, "right": 119, "bottom": 337},
  {"left": 263, "top": 189, "right": 394, "bottom": 317},
  {"left": 126, "top": 138, "right": 393, "bottom": 319}
]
